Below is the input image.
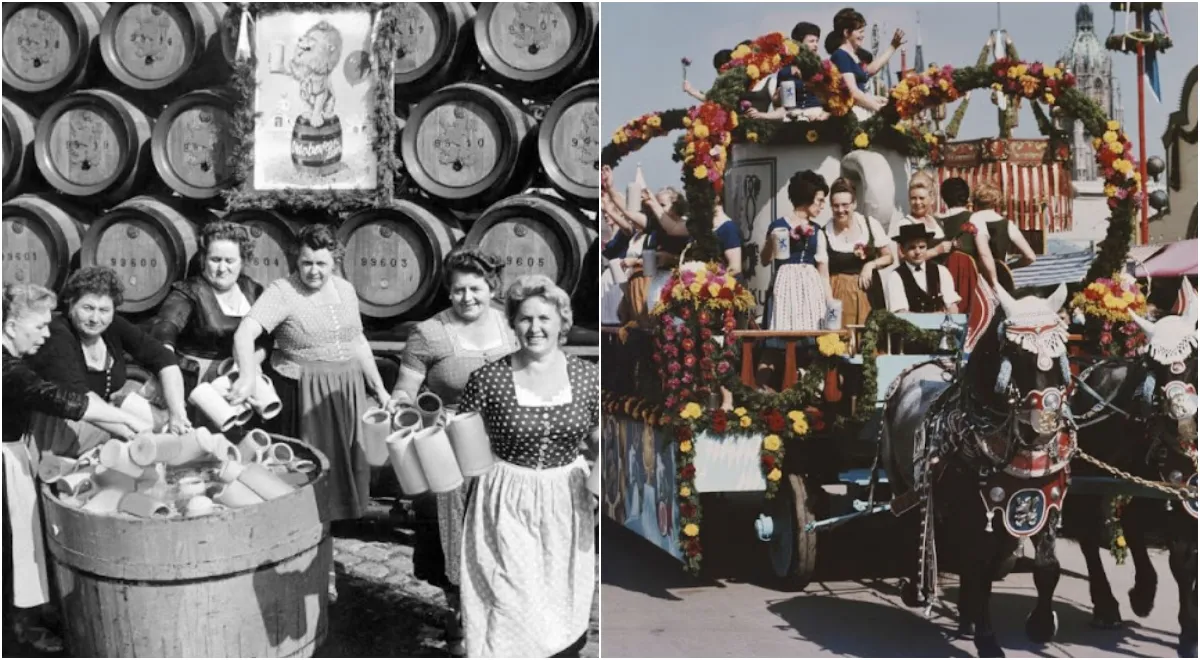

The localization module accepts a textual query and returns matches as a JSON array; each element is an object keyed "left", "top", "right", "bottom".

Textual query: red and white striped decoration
[{"left": 933, "top": 139, "right": 1074, "bottom": 233}]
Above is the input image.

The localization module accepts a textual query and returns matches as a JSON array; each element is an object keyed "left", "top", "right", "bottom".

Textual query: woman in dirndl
[
  {"left": 389, "top": 248, "right": 518, "bottom": 657},
  {"left": 26, "top": 267, "right": 190, "bottom": 456},
  {"left": 824, "top": 177, "right": 893, "bottom": 326},
  {"left": 457, "top": 275, "right": 598, "bottom": 657},
  {"left": 3, "top": 283, "right": 148, "bottom": 653},
  {"left": 149, "top": 221, "right": 266, "bottom": 391},
  {"left": 760, "top": 170, "right": 832, "bottom": 333},
  {"left": 228, "top": 224, "right": 391, "bottom": 599}
]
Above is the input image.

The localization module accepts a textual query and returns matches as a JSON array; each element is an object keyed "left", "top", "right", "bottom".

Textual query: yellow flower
[
  {"left": 772, "top": 54, "right": 781, "bottom": 66},
  {"left": 682, "top": 117, "right": 692, "bottom": 127},
  {"left": 785, "top": 40, "right": 799, "bottom": 56},
  {"left": 923, "top": 132, "right": 939, "bottom": 145},
  {"left": 612, "top": 131, "right": 626, "bottom": 144},
  {"left": 647, "top": 115, "right": 662, "bottom": 128},
  {"left": 767, "top": 468, "right": 782, "bottom": 482},
  {"left": 746, "top": 131, "right": 759, "bottom": 143},
  {"left": 730, "top": 112, "right": 739, "bottom": 128},
  {"left": 806, "top": 129, "right": 819, "bottom": 143},
  {"left": 991, "top": 82, "right": 1003, "bottom": 91},
  {"left": 1113, "top": 159, "right": 1133, "bottom": 175},
  {"left": 792, "top": 421, "right": 808, "bottom": 435},
  {"left": 1044, "top": 93, "right": 1056, "bottom": 105},
  {"left": 693, "top": 165, "right": 708, "bottom": 180},
  {"left": 1107, "top": 120, "right": 1121, "bottom": 131},
  {"left": 893, "top": 123, "right": 907, "bottom": 134},
  {"left": 680, "top": 485, "right": 692, "bottom": 497},
  {"left": 1044, "top": 65, "right": 1062, "bottom": 79},
  {"left": 693, "top": 123, "right": 710, "bottom": 139},
  {"left": 680, "top": 401, "right": 703, "bottom": 419},
  {"left": 680, "top": 440, "right": 693, "bottom": 453},
  {"left": 722, "top": 133, "right": 731, "bottom": 146},
  {"left": 688, "top": 281, "right": 703, "bottom": 295},
  {"left": 938, "top": 79, "right": 949, "bottom": 91},
  {"left": 763, "top": 434, "right": 782, "bottom": 451},
  {"left": 732, "top": 45, "right": 751, "bottom": 60},
  {"left": 1116, "top": 535, "right": 1126, "bottom": 548},
  {"left": 817, "top": 333, "right": 847, "bottom": 356},
  {"left": 683, "top": 523, "right": 700, "bottom": 537},
  {"left": 685, "top": 142, "right": 695, "bottom": 155},
  {"left": 1108, "top": 141, "right": 1124, "bottom": 155},
  {"left": 708, "top": 283, "right": 721, "bottom": 297},
  {"left": 1092, "top": 138, "right": 1103, "bottom": 150},
  {"left": 746, "top": 64, "right": 761, "bottom": 80},
  {"left": 1104, "top": 184, "right": 1117, "bottom": 197},
  {"left": 1103, "top": 130, "right": 1118, "bottom": 144},
  {"left": 671, "top": 284, "right": 684, "bottom": 298},
  {"left": 733, "top": 407, "right": 747, "bottom": 417},
  {"left": 739, "top": 416, "right": 752, "bottom": 428},
  {"left": 787, "top": 410, "right": 804, "bottom": 421},
  {"left": 853, "top": 132, "right": 869, "bottom": 149}
]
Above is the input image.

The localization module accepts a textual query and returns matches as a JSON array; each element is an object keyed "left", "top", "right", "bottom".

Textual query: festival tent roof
[
  {"left": 1136, "top": 239, "right": 1198, "bottom": 277},
  {"left": 1011, "top": 250, "right": 1097, "bottom": 289}
]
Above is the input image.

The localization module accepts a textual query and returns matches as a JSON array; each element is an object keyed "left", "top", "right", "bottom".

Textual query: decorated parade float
[
  {"left": 3, "top": 2, "right": 598, "bottom": 656},
  {"left": 601, "top": 13, "right": 1195, "bottom": 657}
]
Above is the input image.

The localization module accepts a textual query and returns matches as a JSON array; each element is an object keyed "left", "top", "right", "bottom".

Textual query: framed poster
[{"left": 226, "top": 3, "right": 398, "bottom": 211}]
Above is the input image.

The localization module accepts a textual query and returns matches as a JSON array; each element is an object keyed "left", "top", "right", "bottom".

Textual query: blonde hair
[
  {"left": 908, "top": 171, "right": 936, "bottom": 193},
  {"left": 505, "top": 274, "right": 573, "bottom": 343},
  {"left": 972, "top": 181, "right": 1004, "bottom": 210}
]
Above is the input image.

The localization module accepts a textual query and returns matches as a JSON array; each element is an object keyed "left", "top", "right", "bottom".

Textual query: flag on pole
[{"left": 1143, "top": 8, "right": 1163, "bottom": 103}]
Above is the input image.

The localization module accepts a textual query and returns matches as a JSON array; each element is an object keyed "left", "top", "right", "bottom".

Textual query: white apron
[{"left": 2, "top": 437, "right": 51, "bottom": 608}]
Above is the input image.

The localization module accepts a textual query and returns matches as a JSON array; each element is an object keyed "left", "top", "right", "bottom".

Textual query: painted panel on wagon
[
  {"left": 253, "top": 9, "right": 377, "bottom": 190},
  {"left": 601, "top": 416, "right": 683, "bottom": 561}
]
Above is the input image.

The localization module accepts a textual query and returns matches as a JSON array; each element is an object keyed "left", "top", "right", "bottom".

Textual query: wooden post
[{"left": 1135, "top": 11, "right": 1151, "bottom": 245}]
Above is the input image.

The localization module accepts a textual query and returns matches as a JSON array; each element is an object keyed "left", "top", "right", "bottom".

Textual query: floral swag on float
[{"left": 600, "top": 30, "right": 1140, "bottom": 573}]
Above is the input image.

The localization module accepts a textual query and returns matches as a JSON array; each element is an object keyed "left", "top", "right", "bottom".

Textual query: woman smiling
[{"left": 456, "top": 275, "right": 598, "bottom": 657}]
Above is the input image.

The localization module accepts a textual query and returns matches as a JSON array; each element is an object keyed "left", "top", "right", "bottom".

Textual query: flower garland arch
[{"left": 600, "top": 32, "right": 1143, "bottom": 574}]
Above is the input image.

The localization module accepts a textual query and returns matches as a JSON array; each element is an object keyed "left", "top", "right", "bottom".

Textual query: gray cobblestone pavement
[{"left": 323, "top": 498, "right": 600, "bottom": 657}]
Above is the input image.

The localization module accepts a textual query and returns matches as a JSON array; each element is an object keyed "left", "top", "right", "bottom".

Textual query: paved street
[{"left": 601, "top": 515, "right": 1185, "bottom": 658}]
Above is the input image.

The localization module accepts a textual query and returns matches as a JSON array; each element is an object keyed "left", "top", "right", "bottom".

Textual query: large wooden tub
[{"left": 42, "top": 437, "right": 332, "bottom": 657}]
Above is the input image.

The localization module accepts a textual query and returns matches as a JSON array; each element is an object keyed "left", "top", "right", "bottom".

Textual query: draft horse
[
  {"left": 1067, "top": 281, "right": 1197, "bottom": 657},
  {"left": 882, "top": 281, "right": 1075, "bottom": 657}
]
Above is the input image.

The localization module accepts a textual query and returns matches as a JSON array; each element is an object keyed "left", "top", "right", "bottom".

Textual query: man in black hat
[{"left": 883, "top": 224, "right": 960, "bottom": 313}]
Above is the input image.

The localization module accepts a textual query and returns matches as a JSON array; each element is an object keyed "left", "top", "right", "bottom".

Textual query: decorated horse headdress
[{"left": 1127, "top": 279, "right": 1199, "bottom": 422}]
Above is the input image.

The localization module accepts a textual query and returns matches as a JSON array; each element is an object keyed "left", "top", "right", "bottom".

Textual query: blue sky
[{"left": 601, "top": 2, "right": 1199, "bottom": 190}]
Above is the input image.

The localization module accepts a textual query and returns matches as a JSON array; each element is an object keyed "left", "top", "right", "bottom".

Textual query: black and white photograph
[
  {"left": 598, "top": 2, "right": 1196, "bottom": 658},
  {"left": 2, "top": 2, "right": 599, "bottom": 657}
]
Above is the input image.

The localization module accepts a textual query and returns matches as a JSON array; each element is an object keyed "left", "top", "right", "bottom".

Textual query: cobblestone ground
[
  {"left": 2, "top": 497, "right": 599, "bottom": 658},
  {"left": 322, "top": 499, "right": 600, "bottom": 657}
]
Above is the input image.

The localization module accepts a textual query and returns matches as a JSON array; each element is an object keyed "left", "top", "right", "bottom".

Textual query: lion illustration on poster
[{"left": 283, "top": 21, "right": 343, "bottom": 127}]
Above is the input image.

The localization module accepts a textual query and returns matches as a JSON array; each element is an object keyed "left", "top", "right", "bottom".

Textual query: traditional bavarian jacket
[{"left": 883, "top": 260, "right": 961, "bottom": 313}]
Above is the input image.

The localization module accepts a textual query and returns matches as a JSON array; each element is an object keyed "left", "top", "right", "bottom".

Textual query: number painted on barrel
[
  {"left": 506, "top": 256, "right": 547, "bottom": 267},
  {"left": 361, "top": 257, "right": 408, "bottom": 268},
  {"left": 3, "top": 252, "right": 38, "bottom": 261},
  {"left": 110, "top": 257, "right": 159, "bottom": 268},
  {"left": 250, "top": 257, "right": 282, "bottom": 267}
]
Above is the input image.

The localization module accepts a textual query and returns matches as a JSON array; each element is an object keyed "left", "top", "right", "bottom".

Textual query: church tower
[{"left": 1061, "top": 4, "right": 1120, "bottom": 182}]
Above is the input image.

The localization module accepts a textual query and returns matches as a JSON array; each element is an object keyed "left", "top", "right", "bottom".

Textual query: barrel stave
[
  {"left": 2, "top": 97, "right": 41, "bottom": 198},
  {"left": 537, "top": 79, "right": 599, "bottom": 204},
  {"left": 391, "top": 2, "right": 477, "bottom": 99}
]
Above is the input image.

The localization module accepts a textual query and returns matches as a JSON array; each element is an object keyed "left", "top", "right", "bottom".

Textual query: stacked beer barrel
[{"left": 3, "top": 1, "right": 599, "bottom": 333}]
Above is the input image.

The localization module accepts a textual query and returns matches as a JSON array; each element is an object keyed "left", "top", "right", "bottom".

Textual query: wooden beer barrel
[
  {"left": 224, "top": 209, "right": 300, "bottom": 286},
  {"left": 82, "top": 196, "right": 209, "bottom": 313},
  {"left": 538, "top": 79, "right": 598, "bottom": 204},
  {"left": 400, "top": 82, "right": 536, "bottom": 210},
  {"left": 391, "top": 2, "right": 476, "bottom": 100},
  {"left": 42, "top": 438, "right": 332, "bottom": 657},
  {"left": 2, "top": 194, "right": 87, "bottom": 291},
  {"left": 474, "top": 2, "right": 597, "bottom": 95},
  {"left": 464, "top": 193, "right": 596, "bottom": 296},
  {"left": 291, "top": 116, "right": 343, "bottom": 176},
  {"left": 338, "top": 201, "right": 464, "bottom": 318},
  {"left": 1, "top": 2, "right": 107, "bottom": 97},
  {"left": 34, "top": 88, "right": 153, "bottom": 201},
  {"left": 99, "top": 2, "right": 229, "bottom": 91},
  {"left": 3, "top": 97, "right": 39, "bottom": 198},
  {"left": 151, "top": 88, "right": 235, "bottom": 199}
]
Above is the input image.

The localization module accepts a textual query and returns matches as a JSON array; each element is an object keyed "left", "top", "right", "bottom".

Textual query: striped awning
[
  {"left": 1010, "top": 250, "right": 1097, "bottom": 289},
  {"left": 935, "top": 139, "right": 1073, "bottom": 233}
]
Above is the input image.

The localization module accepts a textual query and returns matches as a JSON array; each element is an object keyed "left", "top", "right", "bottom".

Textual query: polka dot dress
[{"left": 457, "top": 354, "right": 598, "bottom": 657}]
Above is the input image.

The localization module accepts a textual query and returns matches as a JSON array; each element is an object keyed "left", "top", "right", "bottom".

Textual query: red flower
[
  {"left": 805, "top": 406, "right": 826, "bottom": 432},
  {"left": 685, "top": 540, "right": 701, "bottom": 557},
  {"left": 712, "top": 410, "right": 728, "bottom": 432},
  {"left": 665, "top": 395, "right": 677, "bottom": 409},
  {"left": 681, "top": 338, "right": 696, "bottom": 352},
  {"left": 680, "top": 503, "right": 697, "bottom": 518},
  {"left": 716, "top": 360, "right": 732, "bottom": 374},
  {"left": 680, "top": 464, "right": 696, "bottom": 480},
  {"left": 680, "top": 388, "right": 692, "bottom": 400},
  {"left": 700, "top": 357, "right": 714, "bottom": 372},
  {"left": 680, "top": 307, "right": 692, "bottom": 320},
  {"left": 684, "top": 354, "right": 697, "bottom": 368},
  {"left": 762, "top": 455, "right": 776, "bottom": 470},
  {"left": 700, "top": 328, "right": 713, "bottom": 341},
  {"left": 766, "top": 411, "right": 786, "bottom": 433}
]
